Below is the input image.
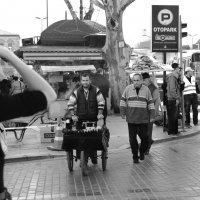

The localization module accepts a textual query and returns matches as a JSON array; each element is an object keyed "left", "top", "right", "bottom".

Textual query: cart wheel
[
  {"left": 67, "top": 150, "right": 73, "bottom": 172},
  {"left": 102, "top": 150, "right": 107, "bottom": 171},
  {"left": 80, "top": 151, "right": 88, "bottom": 176}
]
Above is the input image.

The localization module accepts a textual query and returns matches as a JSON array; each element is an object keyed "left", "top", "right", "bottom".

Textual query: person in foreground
[
  {"left": 68, "top": 73, "right": 105, "bottom": 164},
  {"left": 120, "top": 73, "right": 155, "bottom": 164},
  {"left": 0, "top": 46, "right": 57, "bottom": 200}
]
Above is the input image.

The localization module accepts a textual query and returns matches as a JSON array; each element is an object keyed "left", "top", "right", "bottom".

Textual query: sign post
[{"left": 152, "top": 5, "right": 179, "bottom": 132}]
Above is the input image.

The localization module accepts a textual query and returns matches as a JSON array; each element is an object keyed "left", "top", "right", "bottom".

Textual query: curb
[
  {"left": 5, "top": 154, "right": 66, "bottom": 164},
  {"left": 5, "top": 130, "right": 200, "bottom": 163}
]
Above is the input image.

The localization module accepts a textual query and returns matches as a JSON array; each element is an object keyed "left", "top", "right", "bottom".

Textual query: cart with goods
[{"left": 62, "top": 120, "right": 110, "bottom": 176}]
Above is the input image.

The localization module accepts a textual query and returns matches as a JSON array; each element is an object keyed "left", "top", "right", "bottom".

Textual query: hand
[
  {"left": 97, "top": 113, "right": 104, "bottom": 120},
  {"left": 72, "top": 115, "right": 78, "bottom": 122},
  {"left": 121, "top": 115, "right": 126, "bottom": 119}
]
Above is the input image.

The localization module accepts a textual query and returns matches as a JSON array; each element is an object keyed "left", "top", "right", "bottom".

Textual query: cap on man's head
[
  {"left": 142, "top": 72, "right": 150, "bottom": 79},
  {"left": 185, "top": 67, "right": 194, "bottom": 72},
  {"left": 172, "top": 63, "right": 179, "bottom": 69}
]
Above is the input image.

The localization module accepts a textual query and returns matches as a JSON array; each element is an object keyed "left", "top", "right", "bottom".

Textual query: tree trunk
[
  {"left": 84, "top": 0, "right": 94, "bottom": 20},
  {"left": 64, "top": 0, "right": 78, "bottom": 19},
  {"left": 102, "top": 1, "right": 131, "bottom": 113}
]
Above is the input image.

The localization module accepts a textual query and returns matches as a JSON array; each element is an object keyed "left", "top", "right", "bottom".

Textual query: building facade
[{"left": 0, "top": 29, "right": 20, "bottom": 76}]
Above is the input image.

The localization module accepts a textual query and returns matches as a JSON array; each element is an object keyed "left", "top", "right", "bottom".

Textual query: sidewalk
[{"left": 5, "top": 114, "right": 200, "bottom": 163}]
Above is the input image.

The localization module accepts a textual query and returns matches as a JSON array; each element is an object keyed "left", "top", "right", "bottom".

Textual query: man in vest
[
  {"left": 183, "top": 67, "right": 198, "bottom": 127},
  {"left": 142, "top": 73, "right": 161, "bottom": 154},
  {"left": 68, "top": 73, "right": 105, "bottom": 164}
]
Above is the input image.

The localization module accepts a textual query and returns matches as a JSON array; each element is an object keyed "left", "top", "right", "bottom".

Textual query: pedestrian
[
  {"left": 142, "top": 72, "right": 161, "bottom": 154},
  {"left": 120, "top": 73, "right": 155, "bottom": 164},
  {"left": 166, "top": 63, "right": 183, "bottom": 135},
  {"left": 91, "top": 68, "right": 110, "bottom": 125},
  {"left": 10, "top": 76, "right": 25, "bottom": 95},
  {"left": 0, "top": 46, "right": 57, "bottom": 200},
  {"left": 68, "top": 72, "right": 105, "bottom": 164},
  {"left": 183, "top": 67, "right": 198, "bottom": 127},
  {"left": 57, "top": 85, "right": 69, "bottom": 100}
]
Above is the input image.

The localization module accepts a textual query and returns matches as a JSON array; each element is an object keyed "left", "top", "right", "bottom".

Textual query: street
[{"left": 4, "top": 134, "right": 200, "bottom": 200}]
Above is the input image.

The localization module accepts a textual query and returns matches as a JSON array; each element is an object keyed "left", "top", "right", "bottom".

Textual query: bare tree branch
[
  {"left": 64, "top": 0, "right": 78, "bottom": 19},
  {"left": 120, "top": 0, "right": 136, "bottom": 11},
  {"left": 84, "top": 0, "right": 94, "bottom": 20},
  {"left": 92, "top": 0, "right": 105, "bottom": 10}
]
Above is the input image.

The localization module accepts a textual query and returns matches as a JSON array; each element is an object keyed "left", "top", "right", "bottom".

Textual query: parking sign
[{"left": 152, "top": 5, "right": 179, "bottom": 52}]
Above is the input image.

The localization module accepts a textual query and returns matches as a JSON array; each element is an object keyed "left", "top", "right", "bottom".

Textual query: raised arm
[{"left": 0, "top": 46, "right": 57, "bottom": 106}]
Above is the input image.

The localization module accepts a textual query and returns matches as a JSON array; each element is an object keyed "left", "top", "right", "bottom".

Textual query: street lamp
[
  {"left": 188, "top": 34, "right": 197, "bottom": 49},
  {"left": 35, "top": 17, "right": 47, "bottom": 33}
]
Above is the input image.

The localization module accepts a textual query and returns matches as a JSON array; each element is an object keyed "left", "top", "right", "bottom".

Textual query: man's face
[
  {"left": 81, "top": 75, "right": 91, "bottom": 88},
  {"left": 143, "top": 78, "right": 150, "bottom": 86},
  {"left": 133, "top": 74, "right": 142, "bottom": 88}
]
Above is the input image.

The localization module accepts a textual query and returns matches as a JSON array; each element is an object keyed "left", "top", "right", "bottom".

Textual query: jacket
[
  {"left": 166, "top": 73, "right": 181, "bottom": 101},
  {"left": 120, "top": 84, "right": 155, "bottom": 124},
  {"left": 68, "top": 84, "right": 105, "bottom": 120}
]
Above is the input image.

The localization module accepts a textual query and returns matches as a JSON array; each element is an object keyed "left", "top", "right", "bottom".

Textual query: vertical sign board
[{"left": 152, "top": 5, "right": 179, "bottom": 52}]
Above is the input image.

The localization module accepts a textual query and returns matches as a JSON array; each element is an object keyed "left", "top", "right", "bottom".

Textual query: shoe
[
  {"left": 139, "top": 153, "right": 145, "bottom": 161},
  {"left": 144, "top": 150, "right": 149, "bottom": 155},
  {"left": 133, "top": 159, "right": 139, "bottom": 164},
  {"left": 194, "top": 123, "right": 198, "bottom": 126}
]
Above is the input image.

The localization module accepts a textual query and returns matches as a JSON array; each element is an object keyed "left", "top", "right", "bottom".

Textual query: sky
[{"left": 0, "top": 0, "right": 199, "bottom": 48}]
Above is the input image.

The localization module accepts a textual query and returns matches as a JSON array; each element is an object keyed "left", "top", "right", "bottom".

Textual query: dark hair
[
  {"left": 172, "top": 63, "right": 179, "bottom": 69},
  {"left": 81, "top": 73, "right": 90, "bottom": 79},
  {"left": 142, "top": 72, "right": 150, "bottom": 79}
]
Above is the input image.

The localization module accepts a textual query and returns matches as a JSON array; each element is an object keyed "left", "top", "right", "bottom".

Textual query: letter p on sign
[{"left": 158, "top": 9, "right": 173, "bottom": 25}]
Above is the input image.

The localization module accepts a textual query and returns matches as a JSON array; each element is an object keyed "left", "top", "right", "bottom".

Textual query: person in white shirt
[{"left": 183, "top": 67, "right": 198, "bottom": 127}]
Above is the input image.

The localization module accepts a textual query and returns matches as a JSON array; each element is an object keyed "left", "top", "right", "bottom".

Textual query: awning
[{"left": 41, "top": 65, "right": 95, "bottom": 73}]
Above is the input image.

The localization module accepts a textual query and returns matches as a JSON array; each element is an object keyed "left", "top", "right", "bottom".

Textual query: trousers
[
  {"left": 127, "top": 123, "right": 148, "bottom": 160},
  {"left": 184, "top": 93, "right": 198, "bottom": 125},
  {"left": 167, "top": 100, "right": 179, "bottom": 134}
]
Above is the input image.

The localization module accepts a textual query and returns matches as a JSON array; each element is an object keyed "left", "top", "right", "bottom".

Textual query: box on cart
[{"left": 40, "top": 126, "right": 55, "bottom": 143}]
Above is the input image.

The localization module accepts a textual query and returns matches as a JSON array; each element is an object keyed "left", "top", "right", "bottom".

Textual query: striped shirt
[{"left": 120, "top": 84, "right": 155, "bottom": 124}]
